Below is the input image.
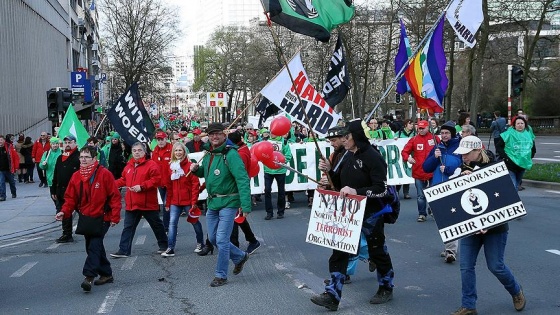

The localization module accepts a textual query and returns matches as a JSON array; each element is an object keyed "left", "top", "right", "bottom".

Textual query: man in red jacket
[
  {"left": 152, "top": 131, "right": 173, "bottom": 229},
  {"left": 55, "top": 146, "right": 121, "bottom": 291},
  {"left": 401, "top": 120, "right": 438, "bottom": 222},
  {"left": 0, "top": 135, "right": 19, "bottom": 201},
  {"left": 32, "top": 131, "right": 51, "bottom": 187},
  {"left": 110, "top": 142, "right": 168, "bottom": 258}
]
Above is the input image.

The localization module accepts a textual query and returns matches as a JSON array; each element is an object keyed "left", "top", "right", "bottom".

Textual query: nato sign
[{"left": 424, "top": 161, "right": 526, "bottom": 243}]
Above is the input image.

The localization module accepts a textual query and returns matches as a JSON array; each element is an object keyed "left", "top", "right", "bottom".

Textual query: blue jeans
[
  {"left": 264, "top": 173, "right": 286, "bottom": 215},
  {"left": 509, "top": 170, "right": 525, "bottom": 191},
  {"left": 168, "top": 205, "right": 204, "bottom": 249},
  {"left": 158, "top": 187, "right": 170, "bottom": 231},
  {"left": 0, "top": 170, "right": 16, "bottom": 198},
  {"left": 206, "top": 207, "right": 246, "bottom": 279},
  {"left": 415, "top": 179, "right": 429, "bottom": 216},
  {"left": 83, "top": 222, "right": 112, "bottom": 277},
  {"left": 459, "top": 231, "right": 521, "bottom": 309},
  {"left": 118, "top": 210, "right": 168, "bottom": 255}
]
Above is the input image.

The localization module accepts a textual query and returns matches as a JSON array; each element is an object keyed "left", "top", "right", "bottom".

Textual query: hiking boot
[
  {"left": 513, "top": 287, "right": 526, "bottom": 311},
  {"left": 161, "top": 248, "right": 175, "bottom": 257},
  {"left": 445, "top": 251, "right": 456, "bottom": 263},
  {"left": 210, "top": 277, "right": 227, "bottom": 287},
  {"left": 110, "top": 251, "right": 129, "bottom": 258},
  {"left": 94, "top": 275, "right": 114, "bottom": 286},
  {"left": 310, "top": 292, "right": 339, "bottom": 311},
  {"left": 233, "top": 253, "right": 249, "bottom": 275},
  {"left": 370, "top": 287, "right": 393, "bottom": 304},
  {"left": 55, "top": 235, "right": 74, "bottom": 243},
  {"left": 264, "top": 213, "right": 273, "bottom": 220},
  {"left": 81, "top": 276, "right": 94, "bottom": 292},
  {"left": 247, "top": 240, "right": 261, "bottom": 255},
  {"left": 451, "top": 307, "right": 478, "bottom": 315},
  {"left": 417, "top": 215, "right": 426, "bottom": 222}
]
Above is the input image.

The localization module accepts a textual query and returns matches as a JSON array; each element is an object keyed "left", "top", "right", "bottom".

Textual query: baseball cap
[
  {"left": 155, "top": 131, "right": 167, "bottom": 139},
  {"left": 192, "top": 128, "right": 202, "bottom": 135},
  {"left": 417, "top": 120, "right": 429, "bottom": 129},
  {"left": 454, "top": 136, "right": 483, "bottom": 154},
  {"left": 63, "top": 134, "right": 76, "bottom": 141}
]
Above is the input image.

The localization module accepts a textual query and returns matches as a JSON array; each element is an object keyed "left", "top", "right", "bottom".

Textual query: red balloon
[
  {"left": 270, "top": 116, "right": 291, "bottom": 137},
  {"left": 248, "top": 155, "right": 260, "bottom": 178},
  {"left": 252, "top": 141, "right": 274, "bottom": 163},
  {"left": 263, "top": 151, "right": 285, "bottom": 169}
]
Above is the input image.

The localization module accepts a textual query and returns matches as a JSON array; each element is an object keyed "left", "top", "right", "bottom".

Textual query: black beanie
[{"left": 440, "top": 121, "right": 457, "bottom": 137}]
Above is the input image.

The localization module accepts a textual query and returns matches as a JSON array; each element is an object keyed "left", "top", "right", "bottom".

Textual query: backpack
[{"left": 378, "top": 185, "right": 400, "bottom": 224}]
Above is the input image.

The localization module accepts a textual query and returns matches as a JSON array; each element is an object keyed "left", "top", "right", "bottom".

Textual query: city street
[{"left": 1, "top": 165, "right": 559, "bottom": 314}]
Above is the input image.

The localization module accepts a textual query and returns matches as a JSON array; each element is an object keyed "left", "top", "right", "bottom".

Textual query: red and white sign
[{"left": 206, "top": 92, "right": 227, "bottom": 107}]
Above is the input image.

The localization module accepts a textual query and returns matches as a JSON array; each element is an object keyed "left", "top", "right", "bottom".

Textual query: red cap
[
  {"left": 155, "top": 131, "right": 167, "bottom": 139},
  {"left": 418, "top": 120, "right": 429, "bottom": 129},
  {"left": 192, "top": 128, "right": 202, "bottom": 135},
  {"left": 248, "top": 130, "right": 257, "bottom": 137}
]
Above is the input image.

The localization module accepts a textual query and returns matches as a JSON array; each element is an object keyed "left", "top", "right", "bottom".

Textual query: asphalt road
[
  {"left": 1, "top": 186, "right": 559, "bottom": 315},
  {"left": 482, "top": 134, "right": 560, "bottom": 164}
]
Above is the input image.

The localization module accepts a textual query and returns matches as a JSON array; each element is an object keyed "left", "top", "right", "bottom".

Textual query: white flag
[
  {"left": 259, "top": 53, "right": 341, "bottom": 137},
  {"left": 446, "top": 0, "right": 483, "bottom": 48}
]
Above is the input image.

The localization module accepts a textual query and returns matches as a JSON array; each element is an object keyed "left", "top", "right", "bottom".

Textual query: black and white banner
[
  {"left": 322, "top": 34, "right": 350, "bottom": 107},
  {"left": 107, "top": 82, "right": 154, "bottom": 146},
  {"left": 424, "top": 162, "right": 526, "bottom": 243}
]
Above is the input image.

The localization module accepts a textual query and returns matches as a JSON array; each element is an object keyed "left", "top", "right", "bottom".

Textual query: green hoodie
[
  {"left": 263, "top": 136, "right": 293, "bottom": 175},
  {"left": 193, "top": 141, "right": 252, "bottom": 213},
  {"left": 39, "top": 148, "right": 62, "bottom": 187}
]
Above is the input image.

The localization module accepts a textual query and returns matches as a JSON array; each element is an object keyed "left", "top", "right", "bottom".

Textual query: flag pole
[
  {"left": 94, "top": 114, "right": 108, "bottom": 136},
  {"left": 260, "top": 7, "right": 335, "bottom": 189},
  {"left": 365, "top": 8, "right": 451, "bottom": 123}
]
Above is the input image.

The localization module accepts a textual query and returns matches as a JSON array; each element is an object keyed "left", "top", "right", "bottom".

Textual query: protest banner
[
  {"left": 305, "top": 189, "right": 367, "bottom": 254},
  {"left": 424, "top": 161, "right": 527, "bottom": 243}
]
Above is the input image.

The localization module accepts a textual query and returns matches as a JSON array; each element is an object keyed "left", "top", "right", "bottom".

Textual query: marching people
[
  {"left": 0, "top": 135, "right": 19, "bottom": 201},
  {"left": 152, "top": 131, "right": 173, "bottom": 229},
  {"left": 55, "top": 146, "right": 121, "bottom": 292},
  {"left": 15, "top": 135, "right": 26, "bottom": 183},
  {"left": 490, "top": 111, "right": 507, "bottom": 157},
  {"left": 107, "top": 133, "right": 126, "bottom": 179},
  {"left": 312, "top": 119, "right": 395, "bottom": 311},
  {"left": 39, "top": 137, "right": 62, "bottom": 205},
  {"left": 32, "top": 131, "right": 51, "bottom": 187},
  {"left": 430, "top": 118, "right": 441, "bottom": 135},
  {"left": 263, "top": 130, "right": 293, "bottom": 220},
  {"left": 422, "top": 121, "right": 462, "bottom": 263},
  {"left": 190, "top": 123, "right": 252, "bottom": 287},
  {"left": 162, "top": 141, "right": 203, "bottom": 257},
  {"left": 394, "top": 118, "right": 416, "bottom": 199},
  {"left": 451, "top": 136, "right": 525, "bottom": 315},
  {"left": 21, "top": 136, "right": 35, "bottom": 183},
  {"left": 51, "top": 135, "right": 81, "bottom": 243},
  {"left": 401, "top": 120, "right": 438, "bottom": 222},
  {"left": 110, "top": 142, "right": 168, "bottom": 258}
]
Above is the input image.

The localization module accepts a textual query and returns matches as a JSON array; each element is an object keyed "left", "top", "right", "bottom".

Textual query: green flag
[
  {"left": 262, "top": 0, "right": 355, "bottom": 42},
  {"left": 58, "top": 104, "right": 90, "bottom": 149}
]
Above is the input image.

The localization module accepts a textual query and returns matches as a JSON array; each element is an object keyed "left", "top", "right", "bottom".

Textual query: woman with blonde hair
[{"left": 161, "top": 141, "right": 203, "bottom": 257}]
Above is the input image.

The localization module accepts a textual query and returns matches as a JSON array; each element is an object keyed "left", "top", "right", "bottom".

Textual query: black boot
[
  {"left": 197, "top": 239, "right": 214, "bottom": 256},
  {"left": 311, "top": 292, "right": 339, "bottom": 311},
  {"left": 370, "top": 286, "right": 393, "bottom": 304}
]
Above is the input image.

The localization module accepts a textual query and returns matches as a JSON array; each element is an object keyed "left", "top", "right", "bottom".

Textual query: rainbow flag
[{"left": 404, "top": 17, "right": 448, "bottom": 113}]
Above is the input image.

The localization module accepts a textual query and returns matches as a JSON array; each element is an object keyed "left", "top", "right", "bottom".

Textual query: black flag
[
  {"left": 107, "top": 82, "right": 155, "bottom": 146},
  {"left": 322, "top": 34, "right": 351, "bottom": 107},
  {"left": 255, "top": 96, "right": 278, "bottom": 128}
]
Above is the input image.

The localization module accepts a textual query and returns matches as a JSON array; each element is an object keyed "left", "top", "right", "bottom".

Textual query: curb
[{"left": 521, "top": 179, "right": 560, "bottom": 190}]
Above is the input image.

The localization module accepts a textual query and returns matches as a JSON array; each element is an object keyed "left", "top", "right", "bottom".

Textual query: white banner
[
  {"left": 259, "top": 52, "right": 342, "bottom": 137},
  {"left": 306, "top": 189, "right": 367, "bottom": 254},
  {"left": 446, "top": 0, "right": 483, "bottom": 48}
]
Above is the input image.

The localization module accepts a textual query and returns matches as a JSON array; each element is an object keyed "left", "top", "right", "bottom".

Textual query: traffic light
[
  {"left": 61, "top": 89, "right": 73, "bottom": 110},
  {"left": 395, "top": 93, "right": 401, "bottom": 104},
  {"left": 511, "top": 66, "right": 524, "bottom": 97},
  {"left": 47, "top": 90, "right": 58, "bottom": 121}
]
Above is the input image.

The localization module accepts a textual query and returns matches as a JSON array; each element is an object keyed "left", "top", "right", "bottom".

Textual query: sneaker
[
  {"left": 233, "top": 253, "right": 249, "bottom": 275},
  {"left": 55, "top": 235, "right": 74, "bottom": 243},
  {"left": 310, "top": 292, "right": 339, "bottom": 311},
  {"left": 277, "top": 213, "right": 284, "bottom": 219},
  {"left": 161, "top": 248, "right": 175, "bottom": 257},
  {"left": 194, "top": 243, "right": 204, "bottom": 253},
  {"left": 156, "top": 248, "right": 167, "bottom": 254},
  {"left": 445, "top": 251, "right": 456, "bottom": 263},
  {"left": 264, "top": 213, "right": 273, "bottom": 220},
  {"left": 247, "top": 240, "right": 261, "bottom": 255},
  {"left": 512, "top": 287, "right": 526, "bottom": 311},
  {"left": 39, "top": 182, "right": 44, "bottom": 188},
  {"left": 451, "top": 307, "right": 478, "bottom": 315},
  {"left": 210, "top": 277, "right": 227, "bottom": 287},
  {"left": 81, "top": 276, "right": 94, "bottom": 292},
  {"left": 285, "top": 201, "right": 291, "bottom": 209},
  {"left": 94, "top": 275, "right": 114, "bottom": 286},
  {"left": 417, "top": 215, "right": 427, "bottom": 222},
  {"left": 370, "top": 287, "right": 393, "bottom": 304},
  {"left": 110, "top": 252, "right": 129, "bottom": 258}
]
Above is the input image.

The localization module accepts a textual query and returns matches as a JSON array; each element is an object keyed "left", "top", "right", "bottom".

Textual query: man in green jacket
[
  {"left": 263, "top": 132, "right": 293, "bottom": 220},
  {"left": 190, "top": 122, "right": 252, "bottom": 287},
  {"left": 39, "top": 137, "right": 62, "bottom": 203}
]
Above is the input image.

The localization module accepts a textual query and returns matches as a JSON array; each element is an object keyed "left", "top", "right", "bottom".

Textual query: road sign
[
  {"left": 100, "top": 73, "right": 107, "bottom": 82},
  {"left": 206, "top": 91, "right": 227, "bottom": 107},
  {"left": 71, "top": 72, "right": 87, "bottom": 93}
]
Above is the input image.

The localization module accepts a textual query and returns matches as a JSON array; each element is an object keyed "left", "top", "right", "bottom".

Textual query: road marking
[
  {"left": 10, "top": 262, "right": 38, "bottom": 277},
  {"left": 539, "top": 143, "right": 560, "bottom": 145},
  {"left": 121, "top": 256, "right": 137, "bottom": 270},
  {"left": 142, "top": 221, "right": 150, "bottom": 228},
  {"left": 546, "top": 249, "right": 560, "bottom": 256},
  {"left": 97, "top": 289, "right": 122, "bottom": 314},
  {"left": 47, "top": 243, "right": 61, "bottom": 250},
  {"left": 135, "top": 235, "right": 146, "bottom": 245},
  {"left": 0, "top": 237, "right": 44, "bottom": 249},
  {"left": 545, "top": 190, "right": 560, "bottom": 194},
  {"left": 533, "top": 158, "right": 560, "bottom": 162}
]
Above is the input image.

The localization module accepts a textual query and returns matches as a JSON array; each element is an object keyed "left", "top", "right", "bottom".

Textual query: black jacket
[
  {"left": 108, "top": 143, "right": 126, "bottom": 179},
  {"left": 51, "top": 149, "right": 81, "bottom": 198}
]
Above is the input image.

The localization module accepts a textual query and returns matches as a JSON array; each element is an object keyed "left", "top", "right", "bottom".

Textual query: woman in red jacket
[
  {"left": 55, "top": 146, "right": 121, "bottom": 292},
  {"left": 161, "top": 141, "right": 202, "bottom": 257}
]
